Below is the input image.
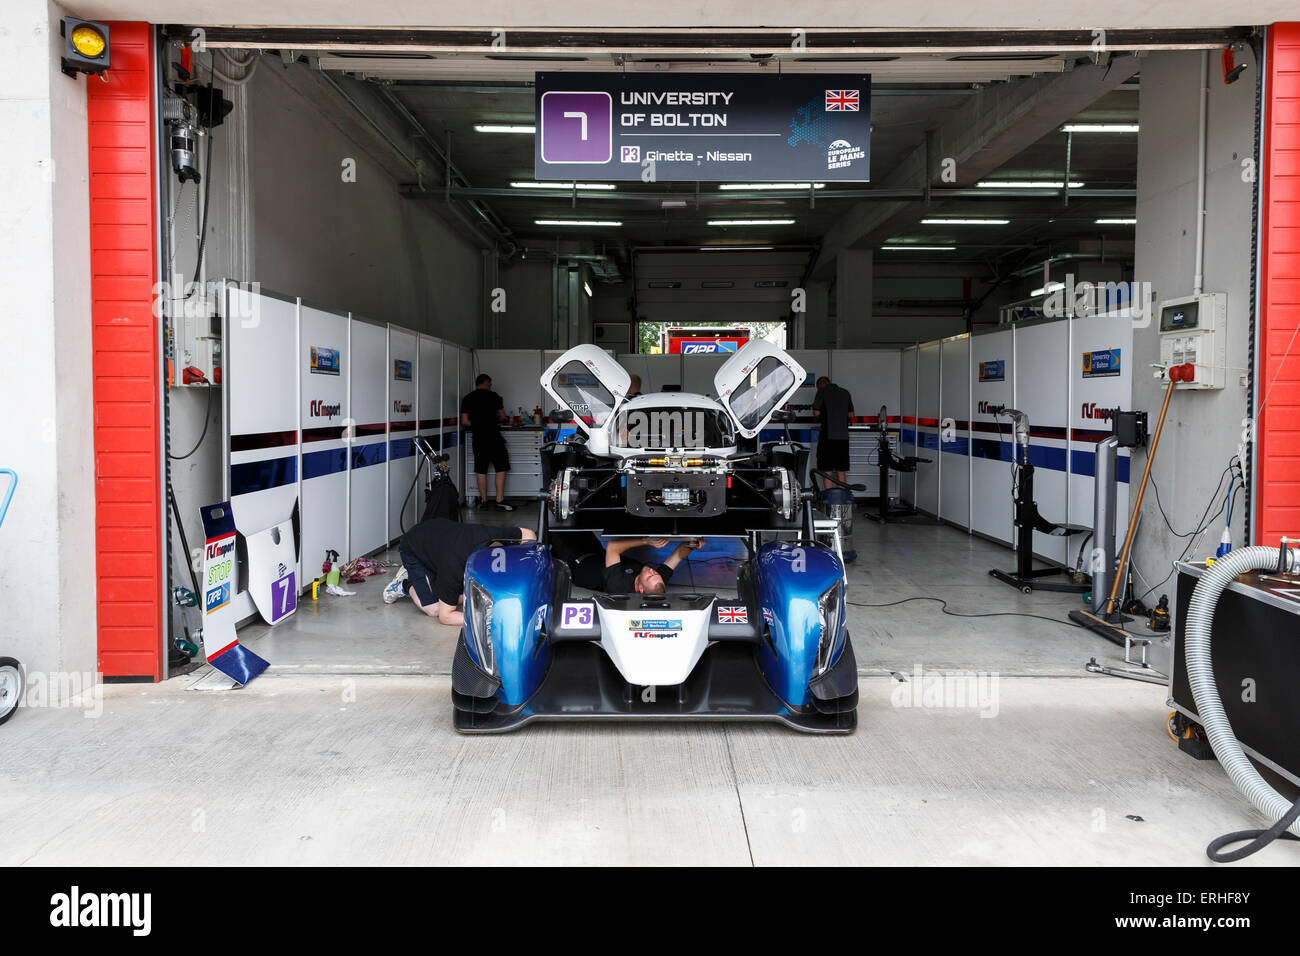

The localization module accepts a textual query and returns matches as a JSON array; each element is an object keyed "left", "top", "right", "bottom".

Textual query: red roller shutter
[{"left": 87, "top": 22, "right": 163, "bottom": 680}]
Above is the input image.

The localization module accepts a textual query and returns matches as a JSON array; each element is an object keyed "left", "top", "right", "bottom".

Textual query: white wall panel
[
  {"left": 970, "top": 329, "right": 1015, "bottom": 545},
  {"left": 1015, "top": 321, "right": 1072, "bottom": 565},
  {"left": 900, "top": 346, "right": 918, "bottom": 505},
  {"left": 299, "top": 304, "right": 349, "bottom": 578},
  {"left": 913, "top": 341, "right": 942, "bottom": 516},
  {"left": 1069, "top": 314, "right": 1135, "bottom": 539},
  {"left": 830, "top": 350, "right": 902, "bottom": 420},
  {"left": 348, "top": 318, "right": 388, "bottom": 558},
  {"left": 939, "top": 335, "right": 971, "bottom": 528},
  {"left": 458, "top": 347, "right": 474, "bottom": 482},
  {"left": 473, "top": 349, "right": 543, "bottom": 417},
  {"left": 616, "top": 353, "right": 682, "bottom": 394},
  {"left": 440, "top": 343, "right": 461, "bottom": 496},
  {"left": 225, "top": 288, "right": 301, "bottom": 583},
  {"left": 387, "top": 326, "right": 419, "bottom": 540},
  {"left": 682, "top": 353, "right": 727, "bottom": 396}
]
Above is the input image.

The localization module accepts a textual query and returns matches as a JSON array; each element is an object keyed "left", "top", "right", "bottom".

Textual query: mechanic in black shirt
[
  {"left": 812, "top": 375, "right": 855, "bottom": 490},
  {"left": 550, "top": 533, "right": 703, "bottom": 594},
  {"left": 460, "top": 373, "right": 514, "bottom": 511},
  {"left": 389, "top": 516, "right": 536, "bottom": 626}
]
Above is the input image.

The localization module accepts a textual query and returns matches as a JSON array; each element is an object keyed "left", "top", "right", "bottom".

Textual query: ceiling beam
[{"left": 810, "top": 54, "right": 1142, "bottom": 278}]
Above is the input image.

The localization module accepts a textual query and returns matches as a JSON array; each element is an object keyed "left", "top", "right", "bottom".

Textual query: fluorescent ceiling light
[
  {"left": 583, "top": 281, "right": 593, "bottom": 297},
  {"left": 534, "top": 219, "right": 622, "bottom": 227},
  {"left": 718, "top": 183, "right": 825, "bottom": 190},
  {"left": 1095, "top": 218, "right": 1137, "bottom": 224},
  {"left": 977, "top": 180, "right": 1084, "bottom": 189},
  {"left": 1031, "top": 281, "right": 1066, "bottom": 296},
  {"left": 1061, "top": 123, "right": 1139, "bottom": 133},
  {"left": 881, "top": 245, "right": 955, "bottom": 252},
  {"left": 510, "top": 181, "right": 614, "bottom": 190},
  {"left": 475, "top": 124, "right": 535, "bottom": 134},
  {"left": 706, "top": 219, "right": 796, "bottom": 226},
  {"left": 921, "top": 218, "right": 1010, "bottom": 225},
  {"left": 699, "top": 245, "right": 775, "bottom": 251}
]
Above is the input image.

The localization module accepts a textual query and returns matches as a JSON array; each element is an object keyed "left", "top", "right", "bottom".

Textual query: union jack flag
[
  {"left": 825, "top": 90, "right": 859, "bottom": 111},
  {"left": 717, "top": 605, "right": 748, "bottom": 624}
]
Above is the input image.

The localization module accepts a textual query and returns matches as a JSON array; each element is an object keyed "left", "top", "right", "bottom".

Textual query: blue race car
[{"left": 451, "top": 341, "right": 858, "bottom": 733}]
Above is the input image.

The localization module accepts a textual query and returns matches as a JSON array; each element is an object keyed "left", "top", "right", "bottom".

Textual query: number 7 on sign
[
  {"left": 271, "top": 572, "right": 297, "bottom": 623},
  {"left": 563, "top": 111, "right": 588, "bottom": 140}
]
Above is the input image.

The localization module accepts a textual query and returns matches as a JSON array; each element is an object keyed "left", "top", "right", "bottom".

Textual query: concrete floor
[{"left": 3, "top": 510, "right": 1292, "bottom": 865}]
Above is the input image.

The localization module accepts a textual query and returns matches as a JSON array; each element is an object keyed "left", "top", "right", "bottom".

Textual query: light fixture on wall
[
  {"left": 706, "top": 219, "right": 796, "bottom": 226},
  {"left": 880, "top": 245, "right": 955, "bottom": 252},
  {"left": 921, "top": 218, "right": 1010, "bottom": 225},
  {"left": 717, "top": 183, "right": 825, "bottom": 190},
  {"left": 535, "top": 219, "right": 622, "bottom": 227},
  {"left": 511, "top": 181, "right": 614, "bottom": 190},
  {"left": 1060, "top": 124, "right": 1139, "bottom": 133},
  {"left": 60, "top": 18, "right": 110, "bottom": 77},
  {"left": 1095, "top": 218, "right": 1137, "bottom": 225},
  {"left": 475, "top": 124, "right": 535, "bottom": 133},
  {"left": 977, "top": 181, "right": 1084, "bottom": 189}
]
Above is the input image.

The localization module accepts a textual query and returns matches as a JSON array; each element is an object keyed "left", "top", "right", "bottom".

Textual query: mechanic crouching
[
  {"left": 550, "top": 533, "right": 703, "bottom": 594},
  {"left": 384, "top": 516, "right": 536, "bottom": 625}
]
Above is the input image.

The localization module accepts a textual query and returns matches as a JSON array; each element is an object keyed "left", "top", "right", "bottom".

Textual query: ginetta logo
[
  {"left": 310, "top": 400, "right": 342, "bottom": 419},
  {"left": 1081, "top": 403, "right": 1114, "bottom": 421}
]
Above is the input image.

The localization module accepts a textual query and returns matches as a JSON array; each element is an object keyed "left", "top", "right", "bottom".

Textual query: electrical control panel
[
  {"left": 175, "top": 287, "right": 222, "bottom": 386},
  {"left": 1157, "top": 292, "right": 1226, "bottom": 389}
]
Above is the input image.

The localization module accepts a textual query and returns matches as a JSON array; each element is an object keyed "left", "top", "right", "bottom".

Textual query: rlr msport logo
[
  {"left": 1081, "top": 403, "right": 1115, "bottom": 421},
  {"left": 310, "top": 399, "right": 342, "bottom": 419},
  {"left": 50, "top": 886, "right": 151, "bottom": 936},
  {"left": 206, "top": 538, "right": 235, "bottom": 562}
]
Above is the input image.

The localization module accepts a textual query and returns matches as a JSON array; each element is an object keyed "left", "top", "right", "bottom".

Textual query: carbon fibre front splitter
[{"left": 452, "top": 639, "right": 858, "bottom": 734}]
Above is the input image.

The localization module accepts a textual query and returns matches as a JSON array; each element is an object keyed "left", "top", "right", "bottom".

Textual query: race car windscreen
[
  {"left": 613, "top": 406, "right": 736, "bottom": 450},
  {"left": 729, "top": 357, "right": 796, "bottom": 431},
  {"left": 552, "top": 361, "right": 618, "bottom": 427}
]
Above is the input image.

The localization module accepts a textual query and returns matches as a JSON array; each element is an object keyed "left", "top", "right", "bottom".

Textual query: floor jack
[
  {"left": 0, "top": 468, "right": 24, "bottom": 725},
  {"left": 987, "top": 407, "right": 1090, "bottom": 594}
]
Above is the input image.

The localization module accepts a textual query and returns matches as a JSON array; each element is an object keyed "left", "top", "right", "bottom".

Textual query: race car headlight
[
  {"left": 466, "top": 578, "right": 495, "bottom": 676},
  {"left": 815, "top": 581, "right": 843, "bottom": 677}
]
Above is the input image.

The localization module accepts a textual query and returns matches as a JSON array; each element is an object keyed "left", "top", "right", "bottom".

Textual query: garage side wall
[
  {"left": 1132, "top": 50, "right": 1258, "bottom": 592},
  {"left": 0, "top": 0, "right": 98, "bottom": 679},
  {"left": 243, "top": 65, "right": 485, "bottom": 344}
]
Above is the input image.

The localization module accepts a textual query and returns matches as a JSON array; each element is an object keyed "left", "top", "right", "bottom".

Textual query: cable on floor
[{"left": 848, "top": 595, "right": 1083, "bottom": 631}]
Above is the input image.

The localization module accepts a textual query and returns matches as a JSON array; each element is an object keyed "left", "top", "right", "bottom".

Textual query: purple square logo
[{"left": 540, "top": 91, "right": 612, "bottom": 164}]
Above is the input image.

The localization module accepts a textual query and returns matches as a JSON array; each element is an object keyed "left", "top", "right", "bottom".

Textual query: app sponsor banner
[
  {"left": 670, "top": 336, "right": 748, "bottom": 355},
  {"left": 535, "top": 72, "right": 871, "bottom": 182}
]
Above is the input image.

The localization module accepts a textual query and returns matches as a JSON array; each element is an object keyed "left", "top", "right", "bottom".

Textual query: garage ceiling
[{"left": 187, "top": 26, "right": 1241, "bottom": 275}]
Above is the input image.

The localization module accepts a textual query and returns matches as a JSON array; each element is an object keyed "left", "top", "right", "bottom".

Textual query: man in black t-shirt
[
  {"left": 812, "top": 375, "right": 855, "bottom": 490},
  {"left": 389, "top": 516, "right": 536, "bottom": 626},
  {"left": 460, "top": 373, "right": 514, "bottom": 511},
  {"left": 550, "top": 533, "right": 704, "bottom": 594}
]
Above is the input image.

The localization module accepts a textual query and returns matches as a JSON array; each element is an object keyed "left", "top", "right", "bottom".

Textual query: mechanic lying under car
[
  {"left": 384, "top": 516, "right": 536, "bottom": 625},
  {"left": 550, "top": 533, "right": 704, "bottom": 594}
]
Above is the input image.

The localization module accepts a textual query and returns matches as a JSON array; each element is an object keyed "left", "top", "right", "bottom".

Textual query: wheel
[
  {"left": 0, "top": 657, "right": 24, "bottom": 726},
  {"left": 1020, "top": 585, "right": 1032, "bottom": 595}
]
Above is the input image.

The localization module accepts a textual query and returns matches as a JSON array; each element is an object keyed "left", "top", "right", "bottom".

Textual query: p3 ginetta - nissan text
[{"left": 451, "top": 340, "right": 858, "bottom": 733}]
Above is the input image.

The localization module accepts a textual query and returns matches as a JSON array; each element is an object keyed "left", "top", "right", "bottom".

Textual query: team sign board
[{"left": 535, "top": 73, "right": 871, "bottom": 182}]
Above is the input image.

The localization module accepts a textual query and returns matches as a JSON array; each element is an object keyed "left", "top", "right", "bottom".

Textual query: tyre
[{"left": 0, "top": 657, "right": 24, "bottom": 726}]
